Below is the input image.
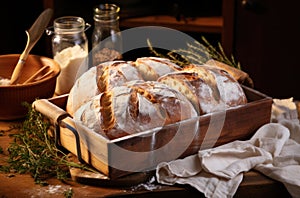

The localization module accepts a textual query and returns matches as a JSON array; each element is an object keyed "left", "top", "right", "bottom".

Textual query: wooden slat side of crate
[
  {"left": 58, "top": 117, "right": 111, "bottom": 176},
  {"left": 34, "top": 97, "right": 112, "bottom": 176},
  {"left": 184, "top": 86, "right": 272, "bottom": 154}
]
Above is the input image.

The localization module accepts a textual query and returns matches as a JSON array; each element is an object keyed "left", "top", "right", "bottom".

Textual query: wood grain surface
[{"left": 0, "top": 108, "right": 292, "bottom": 197}]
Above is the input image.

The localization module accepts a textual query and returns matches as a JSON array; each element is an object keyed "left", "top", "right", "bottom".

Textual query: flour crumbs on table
[{"left": 130, "top": 176, "right": 161, "bottom": 191}]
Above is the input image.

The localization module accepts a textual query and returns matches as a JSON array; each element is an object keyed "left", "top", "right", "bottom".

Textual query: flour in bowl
[{"left": 0, "top": 76, "right": 11, "bottom": 86}]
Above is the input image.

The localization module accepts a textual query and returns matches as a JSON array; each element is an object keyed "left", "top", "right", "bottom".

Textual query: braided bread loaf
[{"left": 67, "top": 57, "right": 247, "bottom": 139}]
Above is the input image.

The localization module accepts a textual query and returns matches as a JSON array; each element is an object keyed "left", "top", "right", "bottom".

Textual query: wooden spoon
[
  {"left": 10, "top": 8, "right": 53, "bottom": 85},
  {"left": 23, "top": 65, "right": 53, "bottom": 84}
]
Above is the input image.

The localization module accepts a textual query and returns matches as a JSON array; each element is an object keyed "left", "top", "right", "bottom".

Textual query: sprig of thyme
[
  {"left": 147, "top": 39, "right": 190, "bottom": 67},
  {"left": 200, "top": 36, "right": 241, "bottom": 69},
  {"left": 148, "top": 36, "right": 241, "bottom": 69},
  {"left": 0, "top": 102, "right": 96, "bottom": 186}
]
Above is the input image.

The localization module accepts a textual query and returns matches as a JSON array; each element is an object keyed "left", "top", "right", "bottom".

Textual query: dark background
[{"left": 1, "top": 0, "right": 300, "bottom": 100}]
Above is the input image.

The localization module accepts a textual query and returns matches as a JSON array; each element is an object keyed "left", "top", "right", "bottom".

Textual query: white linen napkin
[{"left": 156, "top": 98, "right": 300, "bottom": 198}]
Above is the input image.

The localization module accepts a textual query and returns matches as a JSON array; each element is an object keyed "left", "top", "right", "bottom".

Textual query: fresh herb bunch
[
  {"left": 0, "top": 102, "right": 94, "bottom": 185},
  {"left": 148, "top": 36, "right": 241, "bottom": 69}
]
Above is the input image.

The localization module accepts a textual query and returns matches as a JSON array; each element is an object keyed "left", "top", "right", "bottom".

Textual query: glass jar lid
[{"left": 54, "top": 16, "right": 86, "bottom": 34}]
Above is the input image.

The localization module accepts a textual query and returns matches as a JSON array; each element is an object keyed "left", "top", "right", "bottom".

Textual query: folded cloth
[
  {"left": 272, "top": 98, "right": 299, "bottom": 124},
  {"left": 156, "top": 98, "right": 300, "bottom": 198}
]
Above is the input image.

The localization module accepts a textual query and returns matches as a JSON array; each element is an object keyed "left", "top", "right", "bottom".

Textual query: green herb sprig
[
  {"left": 0, "top": 102, "right": 95, "bottom": 186},
  {"left": 148, "top": 36, "right": 241, "bottom": 69}
]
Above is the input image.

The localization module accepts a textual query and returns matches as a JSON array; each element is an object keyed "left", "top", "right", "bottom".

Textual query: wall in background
[
  {"left": 0, "top": 1, "right": 46, "bottom": 56},
  {"left": 234, "top": 0, "right": 300, "bottom": 99}
]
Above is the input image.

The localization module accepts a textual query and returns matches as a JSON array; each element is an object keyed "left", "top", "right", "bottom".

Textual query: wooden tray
[{"left": 33, "top": 86, "right": 272, "bottom": 179}]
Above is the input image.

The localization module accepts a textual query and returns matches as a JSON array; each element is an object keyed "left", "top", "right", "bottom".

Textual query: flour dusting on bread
[{"left": 68, "top": 57, "right": 247, "bottom": 139}]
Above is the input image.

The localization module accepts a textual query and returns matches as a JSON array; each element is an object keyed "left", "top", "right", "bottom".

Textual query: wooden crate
[{"left": 33, "top": 86, "right": 272, "bottom": 179}]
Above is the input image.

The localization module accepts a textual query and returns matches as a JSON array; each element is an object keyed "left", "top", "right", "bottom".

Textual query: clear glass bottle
[
  {"left": 48, "top": 16, "right": 90, "bottom": 95},
  {"left": 91, "top": 4, "right": 122, "bottom": 66}
]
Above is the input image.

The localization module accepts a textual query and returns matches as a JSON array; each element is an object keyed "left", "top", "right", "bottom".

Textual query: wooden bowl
[{"left": 0, "top": 54, "right": 60, "bottom": 120}]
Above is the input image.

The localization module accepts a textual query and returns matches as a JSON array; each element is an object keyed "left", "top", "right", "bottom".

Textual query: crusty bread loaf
[
  {"left": 67, "top": 57, "right": 183, "bottom": 116},
  {"left": 68, "top": 57, "right": 248, "bottom": 140},
  {"left": 158, "top": 64, "right": 247, "bottom": 115},
  {"left": 157, "top": 70, "right": 225, "bottom": 115},
  {"left": 73, "top": 81, "right": 197, "bottom": 139},
  {"left": 183, "top": 64, "right": 247, "bottom": 108},
  {"left": 67, "top": 60, "right": 144, "bottom": 116}
]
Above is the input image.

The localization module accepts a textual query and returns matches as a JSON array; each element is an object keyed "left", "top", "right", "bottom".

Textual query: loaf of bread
[
  {"left": 158, "top": 64, "right": 247, "bottom": 115},
  {"left": 73, "top": 80, "right": 197, "bottom": 139},
  {"left": 67, "top": 57, "right": 248, "bottom": 139},
  {"left": 184, "top": 64, "right": 248, "bottom": 108},
  {"left": 67, "top": 60, "right": 144, "bottom": 116},
  {"left": 157, "top": 70, "right": 223, "bottom": 115},
  {"left": 67, "top": 57, "right": 183, "bottom": 116}
]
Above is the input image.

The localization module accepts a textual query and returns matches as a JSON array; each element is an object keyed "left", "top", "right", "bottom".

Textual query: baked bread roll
[
  {"left": 158, "top": 64, "right": 247, "bottom": 115},
  {"left": 67, "top": 60, "right": 144, "bottom": 116},
  {"left": 73, "top": 81, "right": 197, "bottom": 139}
]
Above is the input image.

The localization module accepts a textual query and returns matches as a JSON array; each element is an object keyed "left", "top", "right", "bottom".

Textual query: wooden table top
[{"left": 0, "top": 120, "right": 291, "bottom": 198}]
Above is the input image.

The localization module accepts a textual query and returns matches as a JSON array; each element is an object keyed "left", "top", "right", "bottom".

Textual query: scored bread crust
[
  {"left": 67, "top": 57, "right": 181, "bottom": 116},
  {"left": 74, "top": 81, "right": 197, "bottom": 139},
  {"left": 183, "top": 64, "right": 247, "bottom": 108},
  {"left": 158, "top": 71, "right": 225, "bottom": 115},
  {"left": 158, "top": 64, "right": 247, "bottom": 115},
  {"left": 134, "top": 57, "right": 182, "bottom": 81},
  {"left": 67, "top": 61, "right": 144, "bottom": 116},
  {"left": 68, "top": 57, "right": 248, "bottom": 140}
]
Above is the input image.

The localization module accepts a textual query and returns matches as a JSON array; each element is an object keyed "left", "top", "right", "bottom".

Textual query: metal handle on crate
[
  {"left": 32, "top": 99, "right": 85, "bottom": 163},
  {"left": 59, "top": 120, "right": 85, "bottom": 164}
]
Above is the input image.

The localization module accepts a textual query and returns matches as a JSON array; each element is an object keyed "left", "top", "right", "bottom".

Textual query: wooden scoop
[
  {"left": 23, "top": 65, "right": 53, "bottom": 84},
  {"left": 10, "top": 8, "right": 53, "bottom": 85}
]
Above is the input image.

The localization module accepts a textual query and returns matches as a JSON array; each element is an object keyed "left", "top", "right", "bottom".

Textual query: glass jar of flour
[{"left": 47, "top": 16, "right": 90, "bottom": 95}]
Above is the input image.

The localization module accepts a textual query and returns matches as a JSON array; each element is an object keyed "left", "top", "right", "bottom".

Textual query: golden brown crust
[
  {"left": 205, "top": 59, "right": 254, "bottom": 88},
  {"left": 185, "top": 64, "right": 247, "bottom": 108},
  {"left": 80, "top": 81, "right": 198, "bottom": 139},
  {"left": 134, "top": 57, "right": 182, "bottom": 81},
  {"left": 128, "top": 89, "right": 139, "bottom": 121},
  {"left": 99, "top": 91, "right": 115, "bottom": 131},
  {"left": 97, "top": 64, "right": 109, "bottom": 93},
  {"left": 158, "top": 71, "right": 223, "bottom": 115},
  {"left": 158, "top": 64, "right": 247, "bottom": 115}
]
